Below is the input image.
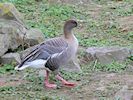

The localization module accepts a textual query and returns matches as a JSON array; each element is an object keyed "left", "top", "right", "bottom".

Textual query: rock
[
  {"left": 0, "top": 2, "right": 26, "bottom": 51},
  {"left": 1, "top": 24, "right": 22, "bottom": 50},
  {"left": 86, "top": 47, "right": 130, "bottom": 64},
  {"left": 0, "top": 3, "right": 45, "bottom": 65},
  {"left": 115, "top": 85, "right": 133, "bottom": 100},
  {"left": 0, "top": 19, "right": 44, "bottom": 51},
  {"left": 24, "top": 28, "right": 45, "bottom": 46},
  {"left": 0, "top": 33, "right": 10, "bottom": 56},
  {"left": 96, "top": 52, "right": 113, "bottom": 64},
  {"left": 0, "top": 53, "right": 21, "bottom": 64},
  {"left": 0, "top": 3, "right": 24, "bottom": 25}
]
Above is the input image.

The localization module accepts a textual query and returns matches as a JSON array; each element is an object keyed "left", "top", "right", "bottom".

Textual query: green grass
[
  {"left": 1, "top": 0, "right": 133, "bottom": 47},
  {"left": 93, "top": 61, "right": 128, "bottom": 72},
  {"left": 0, "top": 0, "right": 133, "bottom": 99},
  {"left": 0, "top": 0, "right": 132, "bottom": 79},
  {"left": 0, "top": 0, "right": 132, "bottom": 80},
  {"left": 1, "top": 0, "right": 85, "bottom": 37},
  {"left": 0, "top": 64, "right": 14, "bottom": 74}
]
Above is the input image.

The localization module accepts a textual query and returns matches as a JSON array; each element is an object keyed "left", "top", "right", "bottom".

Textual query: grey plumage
[
  {"left": 17, "top": 37, "right": 77, "bottom": 71},
  {"left": 16, "top": 20, "right": 79, "bottom": 72}
]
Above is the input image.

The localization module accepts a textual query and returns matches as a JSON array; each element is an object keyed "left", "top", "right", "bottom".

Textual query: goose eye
[{"left": 72, "top": 21, "right": 77, "bottom": 26}]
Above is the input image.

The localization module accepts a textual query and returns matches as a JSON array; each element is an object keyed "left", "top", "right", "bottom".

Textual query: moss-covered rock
[{"left": 0, "top": 3, "right": 24, "bottom": 25}]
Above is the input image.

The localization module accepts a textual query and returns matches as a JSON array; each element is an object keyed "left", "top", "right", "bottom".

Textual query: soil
[{"left": 0, "top": 72, "right": 133, "bottom": 100}]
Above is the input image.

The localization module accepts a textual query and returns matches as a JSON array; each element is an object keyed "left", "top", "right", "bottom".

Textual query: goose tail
[{"left": 15, "top": 64, "right": 29, "bottom": 71}]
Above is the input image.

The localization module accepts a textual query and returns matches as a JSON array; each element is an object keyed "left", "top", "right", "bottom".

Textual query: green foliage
[
  {"left": 0, "top": 86, "right": 14, "bottom": 92},
  {"left": 83, "top": 60, "right": 129, "bottom": 73},
  {"left": 0, "top": 0, "right": 133, "bottom": 99},
  {"left": 128, "top": 55, "right": 133, "bottom": 61},
  {"left": 1, "top": 0, "right": 133, "bottom": 47},
  {"left": 79, "top": 37, "right": 110, "bottom": 47},
  {"left": 96, "top": 61, "right": 127, "bottom": 72},
  {"left": 2, "top": 0, "right": 82, "bottom": 38},
  {"left": 0, "top": 64, "right": 14, "bottom": 74}
]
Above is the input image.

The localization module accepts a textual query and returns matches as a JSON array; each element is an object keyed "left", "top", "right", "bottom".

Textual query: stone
[
  {"left": 0, "top": 3, "right": 45, "bottom": 51},
  {"left": 115, "top": 85, "right": 133, "bottom": 100},
  {"left": 96, "top": 52, "right": 113, "bottom": 64},
  {"left": 0, "top": 3, "right": 24, "bottom": 26},
  {"left": 24, "top": 28, "right": 45, "bottom": 46},
  {"left": 0, "top": 33, "right": 10, "bottom": 56},
  {"left": 0, "top": 2, "right": 26, "bottom": 51},
  {"left": 1, "top": 24, "right": 22, "bottom": 50},
  {"left": 86, "top": 47, "right": 130, "bottom": 64},
  {"left": 0, "top": 53, "right": 21, "bottom": 64},
  {"left": 0, "top": 19, "right": 44, "bottom": 51}
]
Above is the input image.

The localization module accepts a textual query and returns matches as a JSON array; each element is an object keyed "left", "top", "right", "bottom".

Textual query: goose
[{"left": 15, "top": 20, "right": 79, "bottom": 89}]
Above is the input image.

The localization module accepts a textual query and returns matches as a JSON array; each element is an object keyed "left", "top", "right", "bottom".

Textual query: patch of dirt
[
  {"left": 117, "top": 16, "right": 133, "bottom": 32},
  {"left": 58, "top": 72, "right": 133, "bottom": 100},
  {"left": 0, "top": 74, "right": 27, "bottom": 87},
  {"left": 0, "top": 80, "right": 26, "bottom": 87},
  {"left": 1, "top": 72, "right": 133, "bottom": 99}
]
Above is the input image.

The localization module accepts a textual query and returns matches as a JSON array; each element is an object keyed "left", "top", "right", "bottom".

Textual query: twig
[{"left": 93, "top": 59, "right": 97, "bottom": 71}]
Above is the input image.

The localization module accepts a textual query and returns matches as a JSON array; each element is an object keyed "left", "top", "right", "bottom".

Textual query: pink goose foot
[
  {"left": 62, "top": 80, "right": 76, "bottom": 87},
  {"left": 56, "top": 74, "right": 76, "bottom": 87},
  {"left": 44, "top": 81, "right": 57, "bottom": 89},
  {"left": 44, "top": 70, "right": 57, "bottom": 89}
]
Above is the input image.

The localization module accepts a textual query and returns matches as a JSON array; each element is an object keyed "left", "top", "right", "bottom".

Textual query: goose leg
[
  {"left": 44, "top": 70, "right": 57, "bottom": 89},
  {"left": 56, "top": 74, "right": 76, "bottom": 87}
]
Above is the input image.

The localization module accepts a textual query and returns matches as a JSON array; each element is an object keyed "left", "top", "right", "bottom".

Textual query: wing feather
[{"left": 18, "top": 37, "right": 68, "bottom": 68}]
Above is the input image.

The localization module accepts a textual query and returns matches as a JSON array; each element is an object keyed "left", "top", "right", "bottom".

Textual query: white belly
[
  {"left": 15, "top": 59, "right": 48, "bottom": 71},
  {"left": 25, "top": 59, "right": 47, "bottom": 69}
]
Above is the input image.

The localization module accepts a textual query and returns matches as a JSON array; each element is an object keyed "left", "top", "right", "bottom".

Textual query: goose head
[
  {"left": 64, "top": 20, "right": 77, "bottom": 29},
  {"left": 64, "top": 20, "right": 78, "bottom": 38}
]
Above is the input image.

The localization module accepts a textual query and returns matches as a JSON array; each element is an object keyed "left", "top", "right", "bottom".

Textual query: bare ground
[{"left": 0, "top": 71, "right": 133, "bottom": 100}]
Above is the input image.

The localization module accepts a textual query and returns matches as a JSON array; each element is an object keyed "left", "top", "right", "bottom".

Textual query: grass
[
  {"left": 1, "top": 0, "right": 133, "bottom": 47},
  {"left": 1, "top": 0, "right": 85, "bottom": 37},
  {"left": 0, "top": 0, "right": 133, "bottom": 99},
  {"left": 0, "top": 64, "right": 14, "bottom": 74}
]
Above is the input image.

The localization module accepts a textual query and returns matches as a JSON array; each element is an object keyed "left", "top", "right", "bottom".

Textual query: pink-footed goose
[{"left": 15, "top": 20, "right": 78, "bottom": 89}]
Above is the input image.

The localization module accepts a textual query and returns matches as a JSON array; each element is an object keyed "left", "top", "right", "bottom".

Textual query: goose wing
[
  {"left": 18, "top": 37, "right": 68, "bottom": 68},
  {"left": 45, "top": 44, "right": 75, "bottom": 71}
]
